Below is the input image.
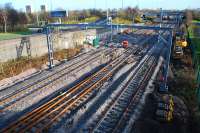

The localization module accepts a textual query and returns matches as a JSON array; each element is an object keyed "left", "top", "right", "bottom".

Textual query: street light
[
  {"left": 105, "top": 0, "right": 109, "bottom": 24},
  {"left": 48, "top": 0, "right": 53, "bottom": 11},
  {"left": 122, "top": 0, "right": 124, "bottom": 9},
  {"left": 34, "top": 0, "right": 39, "bottom": 26},
  {"left": 94, "top": 0, "right": 97, "bottom": 15}
]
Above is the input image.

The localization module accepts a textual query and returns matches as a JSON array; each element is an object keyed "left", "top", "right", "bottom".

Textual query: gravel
[
  {"left": 51, "top": 60, "right": 138, "bottom": 133},
  {"left": 0, "top": 68, "right": 38, "bottom": 90},
  {"left": 0, "top": 48, "right": 111, "bottom": 127}
]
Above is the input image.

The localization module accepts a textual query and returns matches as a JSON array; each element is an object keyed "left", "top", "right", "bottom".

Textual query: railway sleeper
[
  {"left": 130, "top": 81, "right": 138, "bottom": 86},
  {"left": 125, "top": 88, "right": 135, "bottom": 92},
  {"left": 128, "top": 103, "right": 137, "bottom": 111},
  {"left": 96, "top": 125, "right": 110, "bottom": 133},
  {"left": 121, "top": 92, "right": 132, "bottom": 97},
  {"left": 116, "top": 101, "right": 128, "bottom": 107},
  {"left": 101, "top": 122, "right": 117, "bottom": 131},
  {"left": 134, "top": 77, "right": 142, "bottom": 81},
  {"left": 111, "top": 106, "right": 124, "bottom": 112},
  {"left": 119, "top": 95, "right": 130, "bottom": 101},
  {"left": 115, "top": 103, "right": 127, "bottom": 110},
  {"left": 107, "top": 112, "right": 120, "bottom": 119},
  {"left": 128, "top": 83, "right": 137, "bottom": 88},
  {"left": 101, "top": 120, "right": 115, "bottom": 128},
  {"left": 73, "top": 103, "right": 80, "bottom": 108},
  {"left": 130, "top": 80, "right": 138, "bottom": 85},
  {"left": 109, "top": 110, "right": 124, "bottom": 119},
  {"left": 71, "top": 104, "right": 78, "bottom": 110},
  {"left": 97, "top": 122, "right": 109, "bottom": 129},
  {"left": 81, "top": 95, "right": 89, "bottom": 100},
  {"left": 78, "top": 98, "right": 85, "bottom": 102},
  {"left": 123, "top": 88, "right": 134, "bottom": 94},
  {"left": 106, "top": 115, "right": 121, "bottom": 122},
  {"left": 115, "top": 103, "right": 128, "bottom": 110},
  {"left": 104, "top": 117, "right": 116, "bottom": 124},
  {"left": 125, "top": 89, "right": 135, "bottom": 94},
  {"left": 118, "top": 98, "right": 129, "bottom": 103}
]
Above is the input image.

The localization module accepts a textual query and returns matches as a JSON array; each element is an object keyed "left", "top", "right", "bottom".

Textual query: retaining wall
[{"left": 0, "top": 29, "right": 96, "bottom": 62}]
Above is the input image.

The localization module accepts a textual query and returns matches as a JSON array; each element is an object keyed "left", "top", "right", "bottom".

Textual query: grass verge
[
  {"left": 112, "top": 17, "right": 133, "bottom": 24},
  {"left": 169, "top": 49, "right": 200, "bottom": 133},
  {"left": 0, "top": 31, "right": 32, "bottom": 41},
  {"left": 64, "top": 16, "right": 99, "bottom": 24}
]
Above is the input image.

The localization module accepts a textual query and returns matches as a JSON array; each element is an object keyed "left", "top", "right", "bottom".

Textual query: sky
[{"left": 0, "top": 0, "right": 199, "bottom": 11}]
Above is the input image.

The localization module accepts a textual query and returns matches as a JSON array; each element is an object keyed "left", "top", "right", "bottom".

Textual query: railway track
[
  {"left": 0, "top": 50, "right": 132, "bottom": 133},
  {"left": 0, "top": 48, "right": 98, "bottom": 95},
  {"left": 82, "top": 45, "right": 162, "bottom": 133},
  {"left": 111, "top": 45, "right": 166, "bottom": 133},
  {"left": 0, "top": 48, "right": 94, "bottom": 93},
  {"left": 0, "top": 48, "right": 113, "bottom": 112},
  {"left": 111, "top": 57, "right": 157, "bottom": 133}
]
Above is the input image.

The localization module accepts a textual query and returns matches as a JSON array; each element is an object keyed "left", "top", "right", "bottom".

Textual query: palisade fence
[
  {"left": 191, "top": 24, "right": 200, "bottom": 106},
  {"left": 195, "top": 54, "right": 200, "bottom": 105}
]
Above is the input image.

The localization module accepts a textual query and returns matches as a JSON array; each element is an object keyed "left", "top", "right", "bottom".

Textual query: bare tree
[
  {"left": 18, "top": 12, "right": 28, "bottom": 25},
  {"left": 8, "top": 8, "right": 19, "bottom": 31},
  {"left": 0, "top": 10, "right": 8, "bottom": 33},
  {"left": 185, "top": 10, "right": 193, "bottom": 38},
  {"left": 186, "top": 10, "right": 193, "bottom": 26}
]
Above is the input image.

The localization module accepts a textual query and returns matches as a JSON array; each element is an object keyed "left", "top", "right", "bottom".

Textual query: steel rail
[
  {"left": 0, "top": 49, "right": 98, "bottom": 99},
  {"left": 35, "top": 54, "right": 130, "bottom": 133},
  {"left": 0, "top": 49, "right": 110, "bottom": 112},
  {"left": 0, "top": 48, "right": 108, "bottom": 102},
  {"left": 1, "top": 50, "right": 130, "bottom": 133},
  {"left": 93, "top": 57, "right": 156, "bottom": 133},
  {"left": 92, "top": 44, "right": 164, "bottom": 133},
  {"left": 112, "top": 56, "right": 157, "bottom": 133},
  {"left": 90, "top": 53, "right": 154, "bottom": 133},
  {"left": 112, "top": 46, "right": 165, "bottom": 133}
]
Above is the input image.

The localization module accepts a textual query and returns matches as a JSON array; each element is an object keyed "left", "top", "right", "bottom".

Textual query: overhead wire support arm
[{"left": 44, "top": 23, "right": 173, "bottom": 73}]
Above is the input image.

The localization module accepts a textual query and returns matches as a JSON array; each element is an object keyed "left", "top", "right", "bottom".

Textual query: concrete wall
[{"left": 0, "top": 29, "right": 96, "bottom": 62}]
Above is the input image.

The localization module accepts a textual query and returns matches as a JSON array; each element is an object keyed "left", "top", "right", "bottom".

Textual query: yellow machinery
[
  {"left": 173, "top": 35, "right": 188, "bottom": 59},
  {"left": 156, "top": 94, "right": 174, "bottom": 122},
  {"left": 134, "top": 16, "right": 142, "bottom": 23},
  {"left": 176, "top": 37, "right": 188, "bottom": 48}
]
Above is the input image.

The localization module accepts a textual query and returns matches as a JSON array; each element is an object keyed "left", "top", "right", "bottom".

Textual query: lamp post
[
  {"left": 94, "top": 0, "right": 97, "bottom": 15},
  {"left": 105, "top": 0, "right": 109, "bottom": 24},
  {"left": 50, "top": 0, "right": 53, "bottom": 11},
  {"left": 34, "top": 0, "right": 39, "bottom": 26}
]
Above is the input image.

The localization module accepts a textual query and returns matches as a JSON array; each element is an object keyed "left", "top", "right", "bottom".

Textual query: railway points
[
  {"left": 0, "top": 4, "right": 196, "bottom": 133},
  {"left": 0, "top": 27, "right": 171, "bottom": 132}
]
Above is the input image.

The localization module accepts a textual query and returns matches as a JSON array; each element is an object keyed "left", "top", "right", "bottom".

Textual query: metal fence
[
  {"left": 190, "top": 24, "right": 200, "bottom": 106},
  {"left": 197, "top": 67, "right": 200, "bottom": 106}
]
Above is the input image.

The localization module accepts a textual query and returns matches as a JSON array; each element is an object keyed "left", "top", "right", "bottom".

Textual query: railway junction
[{"left": 0, "top": 10, "right": 193, "bottom": 133}]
